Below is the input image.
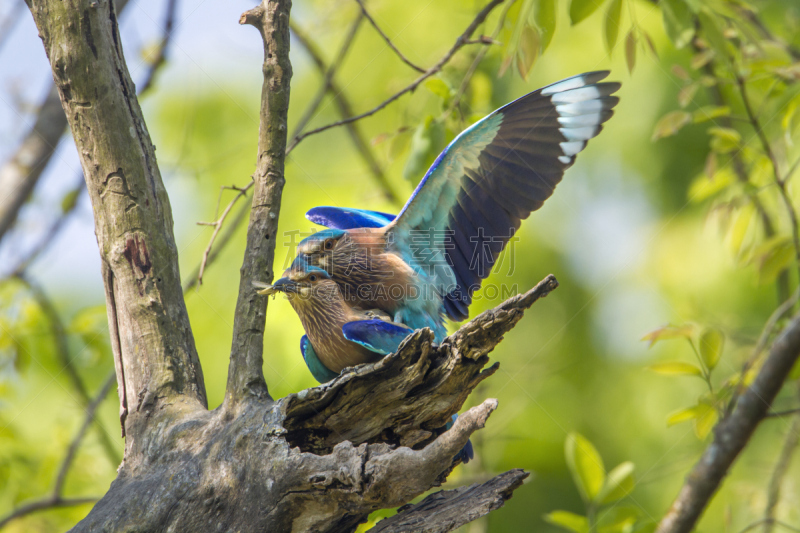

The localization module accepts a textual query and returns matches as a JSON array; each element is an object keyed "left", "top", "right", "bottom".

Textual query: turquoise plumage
[{"left": 293, "top": 71, "right": 620, "bottom": 343}]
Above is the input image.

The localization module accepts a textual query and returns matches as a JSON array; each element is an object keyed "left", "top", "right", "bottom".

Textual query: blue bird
[
  {"left": 292, "top": 71, "right": 620, "bottom": 342},
  {"left": 256, "top": 264, "right": 473, "bottom": 463}
]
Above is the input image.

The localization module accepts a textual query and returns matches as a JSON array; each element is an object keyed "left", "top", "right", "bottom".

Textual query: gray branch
[
  {"left": 655, "top": 311, "right": 800, "bottom": 533},
  {"left": 368, "top": 469, "right": 529, "bottom": 533},
  {"left": 69, "top": 276, "right": 555, "bottom": 532}
]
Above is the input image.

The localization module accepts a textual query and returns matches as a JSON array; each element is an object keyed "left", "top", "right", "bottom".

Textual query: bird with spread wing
[{"left": 290, "top": 71, "right": 621, "bottom": 342}]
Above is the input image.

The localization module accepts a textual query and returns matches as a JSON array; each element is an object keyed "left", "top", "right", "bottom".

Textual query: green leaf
[
  {"left": 688, "top": 166, "right": 734, "bottom": 203},
  {"left": 625, "top": 31, "right": 637, "bottom": 73},
  {"left": 693, "top": 106, "right": 731, "bottom": 123},
  {"left": 749, "top": 236, "right": 794, "bottom": 284},
  {"left": 403, "top": 117, "right": 440, "bottom": 182},
  {"left": 516, "top": 25, "right": 540, "bottom": 80},
  {"left": 535, "top": 0, "right": 557, "bottom": 52},
  {"left": 690, "top": 48, "right": 716, "bottom": 70},
  {"left": 661, "top": 0, "right": 695, "bottom": 48},
  {"left": 641, "top": 324, "right": 695, "bottom": 346},
  {"left": 789, "top": 357, "right": 800, "bottom": 380},
  {"left": 699, "top": 327, "right": 724, "bottom": 370},
  {"left": 544, "top": 510, "right": 589, "bottom": 533},
  {"left": 598, "top": 461, "right": 635, "bottom": 504},
  {"left": 652, "top": 111, "right": 691, "bottom": 140},
  {"left": 61, "top": 188, "right": 80, "bottom": 214},
  {"left": 666, "top": 405, "right": 704, "bottom": 426},
  {"left": 424, "top": 78, "right": 451, "bottom": 103},
  {"left": 726, "top": 203, "right": 754, "bottom": 257},
  {"left": 649, "top": 362, "right": 704, "bottom": 377},
  {"left": 604, "top": 0, "right": 623, "bottom": 53},
  {"left": 570, "top": 0, "right": 606, "bottom": 25},
  {"left": 694, "top": 403, "right": 718, "bottom": 439},
  {"left": 598, "top": 506, "right": 639, "bottom": 533},
  {"left": 678, "top": 83, "right": 699, "bottom": 108},
  {"left": 565, "top": 433, "right": 605, "bottom": 503},
  {"left": 708, "top": 126, "right": 741, "bottom": 154}
]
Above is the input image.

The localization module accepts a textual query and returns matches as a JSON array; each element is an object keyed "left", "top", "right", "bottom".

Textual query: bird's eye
[
  {"left": 309, "top": 275, "right": 317, "bottom": 282},
  {"left": 324, "top": 240, "right": 333, "bottom": 250}
]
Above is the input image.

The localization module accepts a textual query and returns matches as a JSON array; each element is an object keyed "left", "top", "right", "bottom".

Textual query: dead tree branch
[
  {"left": 0, "top": 373, "right": 115, "bottom": 529},
  {"left": 227, "top": 0, "right": 293, "bottom": 404},
  {"left": 286, "top": 0, "right": 503, "bottom": 152},
  {"left": 655, "top": 311, "right": 800, "bottom": 533},
  {"left": 368, "top": 469, "right": 529, "bottom": 533},
  {"left": 70, "top": 276, "right": 556, "bottom": 532}
]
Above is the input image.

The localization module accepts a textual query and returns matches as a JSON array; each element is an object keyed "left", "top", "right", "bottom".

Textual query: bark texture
[
  {"left": 28, "top": 0, "right": 206, "bottom": 448},
  {"left": 71, "top": 276, "right": 556, "bottom": 532}
]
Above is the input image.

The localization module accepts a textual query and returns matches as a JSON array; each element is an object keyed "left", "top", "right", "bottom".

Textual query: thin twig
[
  {"left": 766, "top": 408, "right": 800, "bottom": 418},
  {"left": 139, "top": 0, "right": 178, "bottom": 95},
  {"left": 289, "top": 17, "right": 399, "bottom": 203},
  {"left": 286, "top": 0, "right": 504, "bottom": 152},
  {"left": 738, "top": 519, "right": 800, "bottom": 533},
  {"left": 183, "top": 196, "right": 250, "bottom": 292},
  {"left": 15, "top": 274, "right": 121, "bottom": 465},
  {"left": 288, "top": 13, "right": 363, "bottom": 142},
  {"left": 354, "top": 0, "right": 426, "bottom": 73},
  {"left": 762, "top": 385, "right": 800, "bottom": 533},
  {"left": 0, "top": 373, "right": 114, "bottom": 529},
  {"left": 737, "top": 75, "right": 800, "bottom": 284},
  {"left": 447, "top": 0, "right": 515, "bottom": 118},
  {"left": 195, "top": 183, "right": 252, "bottom": 286}
]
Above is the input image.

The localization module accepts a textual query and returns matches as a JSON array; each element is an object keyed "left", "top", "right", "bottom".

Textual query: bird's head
[
  {"left": 255, "top": 264, "right": 339, "bottom": 308},
  {"left": 295, "top": 228, "right": 348, "bottom": 273}
]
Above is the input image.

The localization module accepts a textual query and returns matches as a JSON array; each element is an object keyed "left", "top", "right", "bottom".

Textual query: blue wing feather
[
  {"left": 300, "top": 335, "right": 339, "bottom": 384},
  {"left": 389, "top": 71, "right": 620, "bottom": 321},
  {"left": 306, "top": 207, "right": 395, "bottom": 230},
  {"left": 342, "top": 319, "right": 414, "bottom": 356}
]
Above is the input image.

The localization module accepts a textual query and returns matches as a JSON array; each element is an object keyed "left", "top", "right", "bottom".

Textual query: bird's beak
[
  {"left": 268, "top": 277, "right": 299, "bottom": 294},
  {"left": 253, "top": 278, "right": 298, "bottom": 295}
]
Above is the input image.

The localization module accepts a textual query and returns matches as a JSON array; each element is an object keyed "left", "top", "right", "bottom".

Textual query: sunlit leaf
[
  {"left": 598, "top": 461, "right": 635, "bottom": 504},
  {"left": 535, "top": 0, "right": 557, "bottom": 52},
  {"left": 661, "top": 0, "right": 695, "bottom": 48},
  {"left": 517, "top": 25, "right": 540, "bottom": 80},
  {"left": 699, "top": 327, "right": 724, "bottom": 370},
  {"left": 667, "top": 405, "right": 704, "bottom": 426},
  {"left": 598, "top": 506, "right": 639, "bottom": 533},
  {"left": 565, "top": 432, "right": 605, "bottom": 503},
  {"left": 403, "top": 117, "right": 436, "bottom": 181},
  {"left": 625, "top": 31, "right": 637, "bottom": 73},
  {"left": 570, "top": 0, "right": 607, "bottom": 25},
  {"left": 694, "top": 403, "right": 718, "bottom": 439},
  {"left": 678, "top": 83, "right": 699, "bottom": 108},
  {"left": 749, "top": 236, "right": 794, "bottom": 284},
  {"left": 708, "top": 126, "right": 741, "bottom": 153},
  {"left": 693, "top": 106, "right": 730, "bottom": 123},
  {"left": 61, "top": 188, "right": 80, "bottom": 214},
  {"left": 604, "top": 0, "right": 623, "bottom": 53},
  {"left": 643, "top": 30, "right": 658, "bottom": 59},
  {"left": 652, "top": 111, "right": 692, "bottom": 140},
  {"left": 725, "top": 203, "right": 754, "bottom": 257},
  {"left": 649, "top": 362, "right": 704, "bottom": 377},
  {"left": 424, "top": 78, "right": 451, "bottom": 102},
  {"left": 388, "top": 128, "right": 411, "bottom": 162},
  {"left": 689, "top": 166, "right": 734, "bottom": 202},
  {"left": 641, "top": 324, "right": 695, "bottom": 346},
  {"left": 545, "top": 510, "right": 589, "bottom": 533}
]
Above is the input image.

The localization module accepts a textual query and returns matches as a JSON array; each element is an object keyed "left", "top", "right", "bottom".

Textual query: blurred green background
[{"left": 1, "top": 0, "right": 800, "bottom": 531}]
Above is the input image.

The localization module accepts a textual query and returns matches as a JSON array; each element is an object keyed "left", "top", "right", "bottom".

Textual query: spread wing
[
  {"left": 306, "top": 206, "right": 395, "bottom": 230},
  {"left": 300, "top": 335, "right": 339, "bottom": 383},
  {"left": 342, "top": 319, "right": 414, "bottom": 356},
  {"left": 387, "top": 71, "right": 620, "bottom": 321}
]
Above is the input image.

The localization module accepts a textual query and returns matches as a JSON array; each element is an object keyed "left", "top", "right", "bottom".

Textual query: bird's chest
[{"left": 300, "top": 313, "right": 379, "bottom": 373}]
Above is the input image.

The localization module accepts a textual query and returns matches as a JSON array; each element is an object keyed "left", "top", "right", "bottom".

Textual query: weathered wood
[
  {"left": 226, "top": 0, "right": 293, "bottom": 404},
  {"left": 28, "top": 0, "right": 206, "bottom": 451},
  {"left": 368, "top": 469, "right": 529, "bottom": 533}
]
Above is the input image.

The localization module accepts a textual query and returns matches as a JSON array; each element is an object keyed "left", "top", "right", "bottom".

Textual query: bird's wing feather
[
  {"left": 306, "top": 206, "right": 395, "bottom": 229},
  {"left": 388, "top": 71, "right": 620, "bottom": 321},
  {"left": 342, "top": 319, "right": 414, "bottom": 356},
  {"left": 300, "top": 335, "right": 339, "bottom": 384}
]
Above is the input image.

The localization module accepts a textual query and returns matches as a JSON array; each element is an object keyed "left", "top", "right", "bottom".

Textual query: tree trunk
[{"left": 27, "top": 0, "right": 544, "bottom": 530}]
